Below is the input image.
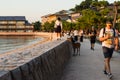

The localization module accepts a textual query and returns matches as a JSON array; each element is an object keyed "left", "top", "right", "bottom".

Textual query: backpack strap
[
  {"left": 103, "top": 28, "right": 105, "bottom": 37},
  {"left": 103, "top": 27, "right": 115, "bottom": 37},
  {"left": 112, "top": 28, "right": 115, "bottom": 37}
]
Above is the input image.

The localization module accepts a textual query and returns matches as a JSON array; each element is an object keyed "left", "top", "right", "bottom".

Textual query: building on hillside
[
  {"left": 70, "top": 12, "right": 82, "bottom": 22},
  {"left": 41, "top": 10, "right": 81, "bottom": 25},
  {"left": 41, "top": 13, "right": 69, "bottom": 25},
  {"left": 0, "top": 16, "right": 33, "bottom": 32}
]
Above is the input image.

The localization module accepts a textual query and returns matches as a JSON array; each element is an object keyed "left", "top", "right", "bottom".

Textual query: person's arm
[
  {"left": 60, "top": 21, "right": 62, "bottom": 29},
  {"left": 99, "top": 35, "right": 110, "bottom": 42},
  {"left": 114, "top": 36, "right": 119, "bottom": 51},
  {"left": 54, "top": 21, "right": 57, "bottom": 28}
]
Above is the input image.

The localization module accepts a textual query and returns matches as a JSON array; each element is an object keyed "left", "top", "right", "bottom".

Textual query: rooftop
[{"left": 0, "top": 16, "right": 26, "bottom": 21}]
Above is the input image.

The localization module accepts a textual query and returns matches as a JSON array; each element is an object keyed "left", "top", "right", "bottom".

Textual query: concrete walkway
[{"left": 61, "top": 39, "right": 120, "bottom": 80}]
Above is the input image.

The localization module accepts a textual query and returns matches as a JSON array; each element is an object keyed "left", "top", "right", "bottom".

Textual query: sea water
[{"left": 0, "top": 36, "right": 43, "bottom": 54}]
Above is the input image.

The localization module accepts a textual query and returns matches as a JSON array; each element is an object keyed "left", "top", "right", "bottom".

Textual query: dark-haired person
[
  {"left": 89, "top": 26, "right": 97, "bottom": 50},
  {"left": 54, "top": 17, "right": 62, "bottom": 40}
]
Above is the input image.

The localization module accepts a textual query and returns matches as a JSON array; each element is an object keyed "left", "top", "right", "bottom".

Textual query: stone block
[
  {"left": 10, "top": 67, "right": 22, "bottom": 80},
  {"left": 0, "top": 72, "right": 12, "bottom": 80},
  {"left": 40, "top": 53, "right": 52, "bottom": 80},
  {"left": 43, "top": 49, "right": 56, "bottom": 80},
  {"left": 32, "top": 57, "right": 43, "bottom": 80},
  {"left": 19, "top": 63, "right": 31, "bottom": 80},
  {"left": 27, "top": 60, "right": 40, "bottom": 80}
]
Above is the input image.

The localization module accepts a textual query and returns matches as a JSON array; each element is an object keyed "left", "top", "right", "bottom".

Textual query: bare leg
[
  {"left": 104, "top": 60, "right": 107, "bottom": 71},
  {"left": 92, "top": 43, "right": 95, "bottom": 49},
  {"left": 104, "top": 58, "right": 111, "bottom": 73},
  {"left": 58, "top": 33, "right": 60, "bottom": 38},
  {"left": 56, "top": 33, "right": 59, "bottom": 39},
  {"left": 57, "top": 32, "right": 61, "bottom": 39}
]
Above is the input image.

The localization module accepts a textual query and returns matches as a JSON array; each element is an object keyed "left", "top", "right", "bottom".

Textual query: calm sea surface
[{"left": 0, "top": 36, "right": 43, "bottom": 54}]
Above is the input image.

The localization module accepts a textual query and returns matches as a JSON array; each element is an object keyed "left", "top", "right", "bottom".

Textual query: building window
[
  {"left": 0, "top": 21, "right": 7, "bottom": 24},
  {"left": 8, "top": 21, "right": 16, "bottom": 24}
]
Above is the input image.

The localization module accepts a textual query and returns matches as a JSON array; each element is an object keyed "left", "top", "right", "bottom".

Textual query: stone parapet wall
[{"left": 0, "top": 40, "right": 73, "bottom": 80}]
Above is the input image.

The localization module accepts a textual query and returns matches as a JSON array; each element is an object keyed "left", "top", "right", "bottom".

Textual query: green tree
[
  {"left": 76, "top": 9, "right": 106, "bottom": 29},
  {"left": 98, "top": 1, "right": 109, "bottom": 7},
  {"left": 42, "top": 21, "right": 55, "bottom": 32},
  {"left": 115, "top": 1, "right": 120, "bottom": 5},
  {"left": 33, "top": 21, "right": 41, "bottom": 31},
  {"left": 62, "top": 21, "right": 71, "bottom": 31},
  {"left": 99, "top": 8, "right": 110, "bottom": 17}
]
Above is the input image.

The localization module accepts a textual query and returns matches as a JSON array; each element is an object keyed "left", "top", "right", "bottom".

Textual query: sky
[{"left": 0, "top": 0, "right": 115, "bottom": 23}]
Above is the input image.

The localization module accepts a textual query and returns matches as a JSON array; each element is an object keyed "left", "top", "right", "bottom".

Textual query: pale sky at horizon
[{"left": 0, "top": 0, "right": 115, "bottom": 23}]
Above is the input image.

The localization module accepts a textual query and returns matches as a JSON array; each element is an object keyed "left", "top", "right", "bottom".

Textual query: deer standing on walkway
[{"left": 67, "top": 37, "right": 81, "bottom": 56}]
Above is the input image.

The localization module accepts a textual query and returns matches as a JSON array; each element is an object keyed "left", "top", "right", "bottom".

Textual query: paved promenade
[{"left": 61, "top": 39, "right": 120, "bottom": 80}]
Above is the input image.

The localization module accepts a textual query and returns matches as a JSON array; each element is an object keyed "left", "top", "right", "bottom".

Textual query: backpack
[{"left": 103, "top": 28, "right": 115, "bottom": 37}]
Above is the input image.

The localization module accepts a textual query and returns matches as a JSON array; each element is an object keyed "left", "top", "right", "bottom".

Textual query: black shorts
[
  {"left": 90, "top": 36, "right": 96, "bottom": 43},
  {"left": 90, "top": 39, "right": 96, "bottom": 43},
  {"left": 55, "top": 25, "right": 61, "bottom": 33},
  {"left": 102, "top": 46, "right": 114, "bottom": 58}
]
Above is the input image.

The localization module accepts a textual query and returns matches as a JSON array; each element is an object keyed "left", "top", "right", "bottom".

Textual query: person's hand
[
  {"left": 105, "top": 34, "right": 111, "bottom": 39},
  {"left": 115, "top": 45, "right": 119, "bottom": 51}
]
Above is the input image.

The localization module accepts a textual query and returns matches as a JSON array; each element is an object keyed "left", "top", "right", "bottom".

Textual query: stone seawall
[{"left": 0, "top": 40, "right": 73, "bottom": 80}]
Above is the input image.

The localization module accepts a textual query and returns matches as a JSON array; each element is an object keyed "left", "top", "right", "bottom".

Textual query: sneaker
[
  {"left": 107, "top": 73, "right": 113, "bottom": 79},
  {"left": 103, "top": 70, "right": 108, "bottom": 75}
]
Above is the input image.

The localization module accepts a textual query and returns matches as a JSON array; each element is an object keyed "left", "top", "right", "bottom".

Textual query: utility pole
[{"left": 113, "top": 1, "right": 118, "bottom": 28}]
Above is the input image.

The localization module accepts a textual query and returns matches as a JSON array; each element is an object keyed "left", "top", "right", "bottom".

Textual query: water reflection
[{"left": 0, "top": 36, "right": 43, "bottom": 54}]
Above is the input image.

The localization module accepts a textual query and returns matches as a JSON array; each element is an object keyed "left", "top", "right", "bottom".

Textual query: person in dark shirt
[{"left": 89, "top": 26, "right": 97, "bottom": 50}]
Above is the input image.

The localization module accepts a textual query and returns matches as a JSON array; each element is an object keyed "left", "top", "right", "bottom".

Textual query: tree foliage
[
  {"left": 33, "top": 21, "right": 41, "bottom": 31},
  {"left": 41, "top": 1, "right": 120, "bottom": 32},
  {"left": 42, "top": 21, "right": 55, "bottom": 32},
  {"left": 73, "top": 0, "right": 118, "bottom": 30}
]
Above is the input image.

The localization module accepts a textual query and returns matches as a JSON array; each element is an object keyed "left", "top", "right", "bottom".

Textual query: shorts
[
  {"left": 102, "top": 46, "right": 114, "bottom": 58},
  {"left": 55, "top": 25, "right": 61, "bottom": 33},
  {"left": 90, "top": 39, "right": 96, "bottom": 44}
]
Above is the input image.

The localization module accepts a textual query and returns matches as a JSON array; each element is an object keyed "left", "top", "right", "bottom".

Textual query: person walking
[
  {"left": 99, "top": 21, "right": 119, "bottom": 79},
  {"left": 54, "top": 17, "right": 62, "bottom": 40},
  {"left": 73, "top": 29, "right": 79, "bottom": 42},
  {"left": 79, "top": 29, "right": 84, "bottom": 42},
  {"left": 89, "top": 26, "right": 97, "bottom": 50}
]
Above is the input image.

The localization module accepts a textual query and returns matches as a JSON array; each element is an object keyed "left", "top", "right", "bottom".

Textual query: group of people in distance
[
  {"left": 54, "top": 17, "right": 84, "bottom": 42},
  {"left": 54, "top": 17, "right": 119, "bottom": 79}
]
